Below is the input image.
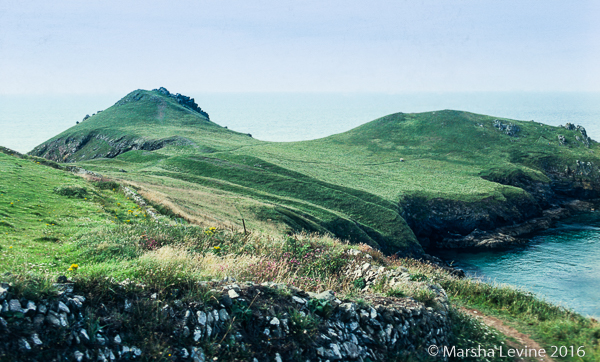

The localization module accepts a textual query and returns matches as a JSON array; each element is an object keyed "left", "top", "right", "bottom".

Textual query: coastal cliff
[
  {"left": 403, "top": 155, "right": 600, "bottom": 249},
  {"left": 28, "top": 90, "right": 600, "bottom": 255},
  {"left": 3, "top": 140, "right": 599, "bottom": 361}
]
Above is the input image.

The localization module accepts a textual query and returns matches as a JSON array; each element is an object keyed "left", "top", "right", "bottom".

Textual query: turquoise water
[{"left": 440, "top": 213, "right": 600, "bottom": 318}]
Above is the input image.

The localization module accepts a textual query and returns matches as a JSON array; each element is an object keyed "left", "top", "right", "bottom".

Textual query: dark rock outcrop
[
  {"left": 152, "top": 87, "right": 210, "bottom": 119},
  {"left": 439, "top": 207, "right": 570, "bottom": 249},
  {"left": 564, "top": 123, "right": 576, "bottom": 131},
  {"left": 560, "top": 123, "right": 591, "bottom": 147},
  {"left": 30, "top": 134, "right": 194, "bottom": 163},
  {"left": 405, "top": 160, "right": 600, "bottom": 250},
  {"left": 401, "top": 193, "right": 542, "bottom": 249}
]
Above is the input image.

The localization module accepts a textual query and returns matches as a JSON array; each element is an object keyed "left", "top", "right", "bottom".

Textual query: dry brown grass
[
  {"left": 138, "top": 245, "right": 262, "bottom": 280},
  {"left": 117, "top": 178, "right": 286, "bottom": 236}
]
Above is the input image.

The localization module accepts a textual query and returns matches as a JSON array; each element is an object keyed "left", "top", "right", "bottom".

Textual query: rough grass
[
  {"left": 1, "top": 151, "right": 598, "bottom": 361},
  {"left": 0, "top": 151, "right": 161, "bottom": 276},
  {"left": 44, "top": 92, "right": 600, "bottom": 254},
  {"left": 395, "top": 258, "right": 600, "bottom": 362},
  {"left": 446, "top": 307, "right": 512, "bottom": 362}
]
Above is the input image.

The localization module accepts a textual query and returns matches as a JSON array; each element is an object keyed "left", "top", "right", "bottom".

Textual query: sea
[{"left": 1, "top": 91, "right": 599, "bottom": 317}]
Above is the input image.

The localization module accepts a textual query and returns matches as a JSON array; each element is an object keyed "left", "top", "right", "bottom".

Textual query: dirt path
[{"left": 461, "top": 308, "right": 554, "bottom": 362}]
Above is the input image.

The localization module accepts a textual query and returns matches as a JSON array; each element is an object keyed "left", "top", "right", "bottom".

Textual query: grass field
[
  {"left": 3, "top": 88, "right": 598, "bottom": 361},
  {"left": 2, "top": 144, "right": 600, "bottom": 360},
  {"left": 29, "top": 89, "right": 600, "bottom": 255},
  {"left": 0, "top": 151, "right": 154, "bottom": 276}
]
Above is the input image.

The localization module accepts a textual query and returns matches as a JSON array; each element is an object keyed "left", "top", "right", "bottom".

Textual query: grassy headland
[
  {"left": 4, "top": 88, "right": 599, "bottom": 359},
  {"left": 30, "top": 89, "right": 600, "bottom": 253}
]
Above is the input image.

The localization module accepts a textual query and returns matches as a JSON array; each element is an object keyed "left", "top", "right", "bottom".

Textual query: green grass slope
[
  {"left": 30, "top": 90, "right": 600, "bottom": 254},
  {"left": 0, "top": 149, "right": 147, "bottom": 275},
  {"left": 30, "top": 89, "right": 258, "bottom": 163},
  {"left": 243, "top": 110, "right": 599, "bottom": 202},
  {"left": 2, "top": 148, "right": 599, "bottom": 361}
]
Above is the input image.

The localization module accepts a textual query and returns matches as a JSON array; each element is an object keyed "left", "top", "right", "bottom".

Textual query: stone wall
[{"left": 0, "top": 279, "right": 451, "bottom": 361}]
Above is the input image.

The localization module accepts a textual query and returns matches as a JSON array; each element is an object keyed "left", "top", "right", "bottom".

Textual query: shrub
[
  {"left": 409, "top": 273, "right": 429, "bottom": 282},
  {"left": 289, "top": 309, "right": 318, "bottom": 343},
  {"left": 412, "top": 288, "right": 437, "bottom": 308},
  {"left": 308, "top": 298, "right": 333, "bottom": 318},
  {"left": 353, "top": 278, "right": 366, "bottom": 290},
  {"left": 53, "top": 185, "right": 89, "bottom": 198},
  {"left": 93, "top": 180, "right": 120, "bottom": 190},
  {"left": 387, "top": 288, "right": 407, "bottom": 298}
]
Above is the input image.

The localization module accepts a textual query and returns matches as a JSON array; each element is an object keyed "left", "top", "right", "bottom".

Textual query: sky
[{"left": 1, "top": 0, "right": 599, "bottom": 95}]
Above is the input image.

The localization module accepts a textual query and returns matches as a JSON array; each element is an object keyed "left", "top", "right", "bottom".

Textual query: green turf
[
  {"left": 29, "top": 90, "right": 600, "bottom": 254},
  {"left": 0, "top": 151, "right": 153, "bottom": 275},
  {"left": 1, "top": 146, "right": 598, "bottom": 360}
]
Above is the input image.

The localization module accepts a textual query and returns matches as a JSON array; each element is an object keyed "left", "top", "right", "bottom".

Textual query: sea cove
[{"left": 441, "top": 211, "right": 600, "bottom": 318}]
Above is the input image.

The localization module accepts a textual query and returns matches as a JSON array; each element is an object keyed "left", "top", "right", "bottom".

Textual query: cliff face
[
  {"left": 30, "top": 133, "right": 193, "bottom": 163},
  {"left": 402, "top": 193, "right": 542, "bottom": 248},
  {"left": 403, "top": 160, "right": 600, "bottom": 250}
]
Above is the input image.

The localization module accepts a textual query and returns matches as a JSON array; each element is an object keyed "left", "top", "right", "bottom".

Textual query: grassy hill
[
  {"left": 30, "top": 89, "right": 600, "bottom": 255},
  {"left": 30, "top": 89, "right": 258, "bottom": 163},
  {"left": 1, "top": 147, "right": 599, "bottom": 361}
]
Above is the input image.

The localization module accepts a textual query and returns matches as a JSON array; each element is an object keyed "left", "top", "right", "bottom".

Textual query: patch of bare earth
[{"left": 462, "top": 308, "right": 554, "bottom": 362}]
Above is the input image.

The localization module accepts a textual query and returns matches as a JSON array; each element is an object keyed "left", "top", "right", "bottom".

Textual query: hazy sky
[{"left": 1, "top": 0, "right": 598, "bottom": 94}]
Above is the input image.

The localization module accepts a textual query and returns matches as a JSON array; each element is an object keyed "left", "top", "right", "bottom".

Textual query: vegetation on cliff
[
  {"left": 29, "top": 89, "right": 600, "bottom": 253},
  {"left": 2, "top": 136, "right": 599, "bottom": 360},
  {"left": 7, "top": 88, "right": 600, "bottom": 359}
]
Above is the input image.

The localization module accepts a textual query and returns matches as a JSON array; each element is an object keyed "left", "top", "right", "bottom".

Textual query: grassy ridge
[
  {"left": 29, "top": 90, "right": 600, "bottom": 254},
  {"left": 30, "top": 89, "right": 257, "bottom": 162},
  {"left": 0, "top": 151, "right": 147, "bottom": 275},
  {"left": 240, "top": 110, "right": 599, "bottom": 202}
]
